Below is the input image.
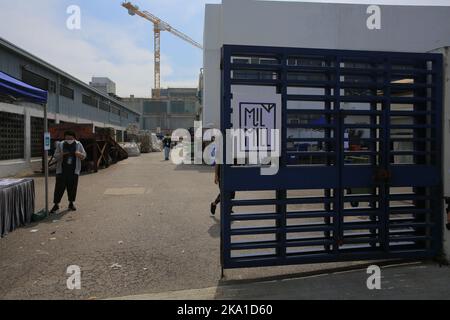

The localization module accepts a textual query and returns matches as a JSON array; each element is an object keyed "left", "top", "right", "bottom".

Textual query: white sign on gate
[
  {"left": 239, "top": 102, "right": 277, "bottom": 152},
  {"left": 231, "top": 86, "right": 282, "bottom": 167}
]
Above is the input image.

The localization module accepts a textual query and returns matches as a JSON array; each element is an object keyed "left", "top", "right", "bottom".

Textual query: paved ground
[
  {"left": 115, "top": 262, "right": 450, "bottom": 300},
  {"left": 0, "top": 153, "right": 444, "bottom": 299}
]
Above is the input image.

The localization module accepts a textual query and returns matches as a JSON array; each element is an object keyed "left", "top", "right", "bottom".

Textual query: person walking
[
  {"left": 162, "top": 135, "right": 172, "bottom": 161},
  {"left": 50, "top": 131, "right": 86, "bottom": 213},
  {"left": 210, "top": 164, "right": 235, "bottom": 215}
]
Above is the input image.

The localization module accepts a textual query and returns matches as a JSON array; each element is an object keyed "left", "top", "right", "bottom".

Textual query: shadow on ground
[
  {"left": 208, "top": 216, "right": 220, "bottom": 238},
  {"left": 212, "top": 261, "right": 447, "bottom": 300},
  {"left": 174, "top": 164, "right": 215, "bottom": 173}
]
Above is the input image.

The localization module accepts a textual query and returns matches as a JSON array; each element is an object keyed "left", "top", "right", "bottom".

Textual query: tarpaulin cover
[{"left": 0, "top": 71, "right": 48, "bottom": 104}]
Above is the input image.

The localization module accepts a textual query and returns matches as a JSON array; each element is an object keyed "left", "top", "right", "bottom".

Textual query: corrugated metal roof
[{"left": 0, "top": 37, "right": 140, "bottom": 116}]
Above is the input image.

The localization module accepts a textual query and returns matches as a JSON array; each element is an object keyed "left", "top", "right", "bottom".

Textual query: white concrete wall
[
  {"left": 203, "top": 0, "right": 450, "bottom": 127},
  {"left": 203, "top": 3, "right": 223, "bottom": 128}
]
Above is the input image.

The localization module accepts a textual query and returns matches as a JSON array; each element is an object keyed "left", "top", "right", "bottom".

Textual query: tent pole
[{"left": 44, "top": 103, "right": 49, "bottom": 214}]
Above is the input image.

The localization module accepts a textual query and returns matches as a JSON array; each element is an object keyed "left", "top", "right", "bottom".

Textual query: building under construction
[
  {"left": 120, "top": 2, "right": 203, "bottom": 135},
  {"left": 122, "top": 88, "right": 202, "bottom": 135}
]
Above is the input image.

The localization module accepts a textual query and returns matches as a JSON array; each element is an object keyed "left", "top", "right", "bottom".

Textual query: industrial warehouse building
[
  {"left": 0, "top": 37, "right": 140, "bottom": 178},
  {"left": 122, "top": 88, "right": 202, "bottom": 135}
]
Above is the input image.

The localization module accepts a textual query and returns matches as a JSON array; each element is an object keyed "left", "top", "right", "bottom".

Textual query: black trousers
[
  {"left": 54, "top": 173, "right": 79, "bottom": 204},
  {"left": 213, "top": 191, "right": 235, "bottom": 205}
]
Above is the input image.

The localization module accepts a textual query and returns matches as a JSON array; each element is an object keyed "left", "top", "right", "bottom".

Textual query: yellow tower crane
[{"left": 122, "top": 2, "right": 203, "bottom": 98}]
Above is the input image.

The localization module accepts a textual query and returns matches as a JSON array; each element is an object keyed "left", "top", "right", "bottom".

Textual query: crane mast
[{"left": 122, "top": 2, "right": 203, "bottom": 98}]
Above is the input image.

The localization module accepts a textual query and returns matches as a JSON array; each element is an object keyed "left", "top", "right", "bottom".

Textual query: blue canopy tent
[
  {"left": 0, "top": 71, "right": 47, "bottom": 104},
  {"left": 0, "top": 71, "right": 50, "bottom": 214}
]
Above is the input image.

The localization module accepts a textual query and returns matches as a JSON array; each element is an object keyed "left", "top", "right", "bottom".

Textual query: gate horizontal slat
[
  {"left": 286, "top": 94, "right": 335, "bottom": 101},
  {"left": 230, "top": 213, "right": 279, "bottom": 221},
  {"left": 230, "top": 226, "right": 277, "bottom": 236},
  {"left": 390, "top": 207, "right": 432, "bottom": 215},
  {"left": 231, "top": 241, "right": 278, "bottom": 250},
  {"left": 287, "top": 211, "right": 335, "bottom": 219},
  {"left": 287, "top": 224, "right": 335, "bottom": 233},
  {"left": 231, "top": 197, "right": 333, "bottom": 206},
  {"left": 342, "top": 210, "right": 381, "bottom": 217}
]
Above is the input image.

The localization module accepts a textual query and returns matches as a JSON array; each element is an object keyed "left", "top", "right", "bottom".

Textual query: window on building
[
  {"left": 0, "top": 112, "right": 24, "bottom": 160},
  {"left": 143, "top": 101, "right": 167, "bottom": 114},
  {"left": 49, "top": 80, "right": 57, "bottom": 93},
  {"left": 120, "top": 110, "right": 128, "bottom": 119},
  {"left": 60, "top": 84, "right": 74, "bottom": 100},
  {"left": 111, "top": 106, "right": 120, "bottom": 116},
  {"left": 171, "top": 101, "right": 186, "bottom": 113},
  {"left": 82, "top": 94, "right": 98, "bottom": 108},
  {"left": 22, "top": 69, "right": 49, "bottom": 91},
  {"left": 99, "top": 101, "right": 110, "bottom": 112},
  {"left": 184, "top": 101, "right": 196, "bottom": 114}
]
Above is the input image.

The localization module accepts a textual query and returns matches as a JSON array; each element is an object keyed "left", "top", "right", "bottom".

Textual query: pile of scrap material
[
  {"left": 137, "top": 132, "right": 162, "bottom": 153},
  {"left": 139, "top": 134, "right": 152, "bottom": 153},
  {"left": 151, "top": 133, "right": 162, "bottom": 152},
  {"left": 125, "top": 125, "right": 162, "bottom": 153},
  {"left": 126, "top": 123, "right": 140, "bottom": 136},
  {"left": 46, "top": 124, "right": 128, "bottom": 174},
  {"left": 119, "top": 142, "right": 141, "bottom": 157},
  {"left": 96, "top": 127, "right": 116, "bottom": 138}
]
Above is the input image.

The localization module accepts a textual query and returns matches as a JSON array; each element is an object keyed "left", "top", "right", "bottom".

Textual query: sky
[{"left": 0, "top": 0, "right": 449, "bottom": 98}]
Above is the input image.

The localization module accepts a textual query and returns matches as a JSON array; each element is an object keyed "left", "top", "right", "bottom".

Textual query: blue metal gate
[{"left": 220, "top": 45, "right": 443, "bottom": 269}]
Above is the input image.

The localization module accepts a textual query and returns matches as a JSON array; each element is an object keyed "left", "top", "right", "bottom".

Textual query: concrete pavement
[
  {"left": 0, "top": 153, "right": 447, "bottom": 299},
  {"left": 114, "top": 262, "right": 450, "bottom": 300}
]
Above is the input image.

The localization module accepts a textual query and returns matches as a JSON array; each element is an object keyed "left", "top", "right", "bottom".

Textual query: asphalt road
[{"left": 0, "top": 153, "right": 388, "bottom": 299}]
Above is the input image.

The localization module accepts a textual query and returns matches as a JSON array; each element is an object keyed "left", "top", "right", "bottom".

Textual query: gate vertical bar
[
  {"left": 334, "top": 55, "right": 343, "bottom": 251},
  {"left": 220, "top": 46, "right": 232, "bottom": 270},
  {"left": 413, "top": 58, "right": 428, "bottom": 250},
  {"left": 369, "top": 59, "right": 379, "bottom": 248},
  {"left": 276, "top": 49, "right": 288, "bottom": 259},
  {"left": 324, "top": 54, "right": 333, "bottom": 252},
  {"left": 433, "top": 54, "right": 444, "bottom": 254},
  {"left": 380, "top": 56, "right": 391, "bottom": 252}
]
